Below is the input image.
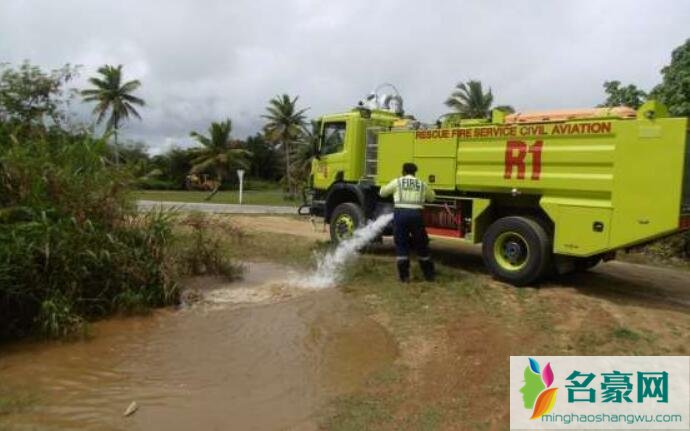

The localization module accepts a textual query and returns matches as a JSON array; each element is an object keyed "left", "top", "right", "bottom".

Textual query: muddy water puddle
[{"left": 0, "top": 262, "right": 397, "bottom": 430}]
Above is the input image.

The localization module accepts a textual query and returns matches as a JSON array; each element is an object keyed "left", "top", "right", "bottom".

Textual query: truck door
[{"left": 314, "top": 120, "right": 348, "bottom": 189}]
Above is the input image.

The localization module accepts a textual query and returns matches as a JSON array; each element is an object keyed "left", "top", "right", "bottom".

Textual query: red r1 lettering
[
  {"left": 528, "top": 141, "right": 542, "bottom": 180},
  {"left": 504, "top": 140, "right": 543, "bottom": 180}
]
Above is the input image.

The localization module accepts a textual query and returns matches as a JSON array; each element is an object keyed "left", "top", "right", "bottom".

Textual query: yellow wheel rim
[
  {"left": 334, "top": 214, "right": 355, "bottom": 240},
  {"left": 493, "top": 231, "right": 530, "bottom": 271}
]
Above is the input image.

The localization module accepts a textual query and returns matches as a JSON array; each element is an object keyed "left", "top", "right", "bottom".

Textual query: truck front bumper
[{"left": 308, "top": 200, "right": 325, "bottom": 217}]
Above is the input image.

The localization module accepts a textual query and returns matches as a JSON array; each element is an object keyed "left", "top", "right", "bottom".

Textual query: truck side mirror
[
  {"left": 310, "top": 139, "right": 320, "bottom": 160},
  {"left": 315, "top": 133, "right": 325, "bottom": 159}
]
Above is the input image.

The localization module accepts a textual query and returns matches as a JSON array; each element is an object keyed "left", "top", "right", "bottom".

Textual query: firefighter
[{"left": 379, "top": 163, "right": 436, "bottom": 282}]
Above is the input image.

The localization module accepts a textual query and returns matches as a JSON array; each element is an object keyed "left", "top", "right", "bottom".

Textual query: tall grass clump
[
  {"left": 0, "top": 129, "right": 181, "bottom": 340},
  {"left": 173, "top": 212, "right": 245, "bottom": 278}
]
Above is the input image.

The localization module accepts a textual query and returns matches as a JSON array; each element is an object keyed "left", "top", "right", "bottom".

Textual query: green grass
[
  {"left": 0, "top": 389, "right": 35, "bottom": 415},
  {"left": 612, "top": 326, "right": 642, "bottom": 341},
  {"left": 133, "top": 189, "right": 298, "bottom": 207},
  {"left": 224, "top": 227, "right": 329, "bottom": 266},
  {"left": 408, "top": 407, "right": 443, "bottom": 431},
  {"left": 322, "top": 395, "right": 393, "bottom": 431}
]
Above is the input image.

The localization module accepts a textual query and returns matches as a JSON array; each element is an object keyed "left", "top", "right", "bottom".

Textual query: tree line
[
  {"left": 0, "top": 63, "right": 244, "bottom": 340},
  {"left": 2, "top": 38, "right": 688, "bottom": 201},
  {"left": 443, "top": 40, "right": 690, "bottom": 117},
  {"left": 596, "top": 40, "right": 690, "bottom": 113}
]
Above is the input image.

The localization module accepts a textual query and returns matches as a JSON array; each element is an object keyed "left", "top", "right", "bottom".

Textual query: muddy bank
[{"left": 0, "top": 263, "right": 397, "bottom": 431}]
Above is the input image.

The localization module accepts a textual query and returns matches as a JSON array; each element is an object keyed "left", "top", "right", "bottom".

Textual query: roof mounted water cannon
[{"left": 357, "top": 83, "right": 404, "bottom": 116}]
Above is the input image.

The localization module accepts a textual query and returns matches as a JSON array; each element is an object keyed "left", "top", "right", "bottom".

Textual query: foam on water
[{"left": 296, "top": 213, "right": 394, "bottom": 289}]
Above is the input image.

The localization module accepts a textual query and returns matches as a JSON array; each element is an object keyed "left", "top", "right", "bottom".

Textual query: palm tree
[
  {"left": 262, "top": 94, "right": 308, "bottom": 197},
  {"left": 189, "top": 119, "right": 250, "bottom": 200},
  {"left": 290, "top": 121, "right": 320, "bottom": 201},
  {"left": 81, "top": 64, "right": 145, "bottom": 164},
  {"left": 444, "top": 80, "right": 494, "bottom": 118}
]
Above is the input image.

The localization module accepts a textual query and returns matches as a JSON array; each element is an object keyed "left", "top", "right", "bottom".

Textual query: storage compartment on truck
[
  {"left": 423, "top": 201, "right": 468, "bottom": 238},
  {"left": 413, "top": 136, "right": 457, "bottom": 190},
  {"left": 422, "top": 197, "right": 491, "bottom": 241},
  {"left": 375, "top": 131, "right": 414, "bottom": 186},
  {"left": 553, "top": 206, "right": 612, "bottom": 255}
]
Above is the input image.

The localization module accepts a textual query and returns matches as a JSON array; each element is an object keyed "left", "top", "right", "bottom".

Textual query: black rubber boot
[
  {"left": 397, "top": 259, "right": 410, "bottom": 283},
  {"left": 420, "top": 259, "right": 435, "bottom": 282}
]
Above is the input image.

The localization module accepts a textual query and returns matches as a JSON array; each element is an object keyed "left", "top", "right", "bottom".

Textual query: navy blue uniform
[
  {"left": 393, "top": 208, "right": 430, "bottom": 260},
  {"left": 380, "top": 175, "right": 435, "bottom": 282}
]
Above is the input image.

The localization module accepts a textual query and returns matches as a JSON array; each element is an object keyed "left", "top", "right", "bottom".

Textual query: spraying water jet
[{"left": 296, "top": 213, "right": 393, "bottom": 288}]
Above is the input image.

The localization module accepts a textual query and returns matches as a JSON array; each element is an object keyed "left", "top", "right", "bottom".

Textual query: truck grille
[{"left": 683, "top": 130, "right": 690, "bottom": 214}]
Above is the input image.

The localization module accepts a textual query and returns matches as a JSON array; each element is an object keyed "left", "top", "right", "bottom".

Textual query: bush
[
  {"left": 0, "top": 130, "right": 182, "bottom": 339},
  {"left": 173, "top": 212, "right": 245, "bottom": 278},
  {"left": 631, "top": 231, "right": 690, "bottom": 265}
]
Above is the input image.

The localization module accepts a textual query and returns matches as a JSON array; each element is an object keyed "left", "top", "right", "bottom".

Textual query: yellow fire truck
[{"left": 305, "top": 89, "right": 690, "bottom": 285}]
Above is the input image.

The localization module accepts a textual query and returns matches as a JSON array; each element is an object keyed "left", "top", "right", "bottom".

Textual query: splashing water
[{"left": 297, "top": 213, "right": 394, "bottom": 289}]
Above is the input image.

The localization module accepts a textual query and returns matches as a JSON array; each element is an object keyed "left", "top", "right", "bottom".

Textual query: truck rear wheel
[
  {"left": 482, "top": 216, "right": 552, "bottom": 286},
  {"left": 329, "top": 202, "right": 365, "bottom": 243}
]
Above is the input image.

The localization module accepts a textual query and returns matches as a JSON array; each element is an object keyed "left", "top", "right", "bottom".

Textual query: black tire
[
  {"left": 329, "top": 202, "right": 365, "bottom": 243},
  {"left": 482, "top": 216, "right": 552, "bottom": 286}
]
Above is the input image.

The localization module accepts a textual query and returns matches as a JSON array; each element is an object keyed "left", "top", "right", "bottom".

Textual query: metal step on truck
[{"left": 303, "top": 87, "right": 690, "bottom": 285}]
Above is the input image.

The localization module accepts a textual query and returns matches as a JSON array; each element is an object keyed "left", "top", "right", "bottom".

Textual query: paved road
[{"left": 137, "top": 200, "right": 299, "bottom": 215}]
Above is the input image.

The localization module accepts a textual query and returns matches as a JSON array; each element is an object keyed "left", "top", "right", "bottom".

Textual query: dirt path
[
  {"left": 232, "top": 215, "right": 330, "bottom": 241},
  {"left": 137, "top": 200, "right": 297, "bottom": 215}
]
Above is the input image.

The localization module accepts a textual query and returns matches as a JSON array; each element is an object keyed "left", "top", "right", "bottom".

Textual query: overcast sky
[{"left": 1, "top": 0, "right": 689, "bottom": 154}]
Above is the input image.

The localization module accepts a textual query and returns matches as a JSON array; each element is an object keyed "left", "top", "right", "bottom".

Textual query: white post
[{"left": 237, "top": 169, "right": 245, "bottom": 205}]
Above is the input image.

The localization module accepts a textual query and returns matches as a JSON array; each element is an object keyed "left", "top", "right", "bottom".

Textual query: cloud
[{"left": 1, "top": 0, "right": 688, "bottom": 153}]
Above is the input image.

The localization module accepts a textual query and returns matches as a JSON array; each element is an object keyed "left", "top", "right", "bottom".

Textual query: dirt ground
[
  {"left": 2, "top": 214, "right": 687, "bottom": 430},
  {"left": 232, "top": 215, "right": 330, "bottom": 240},
  {"left": 229, "top": 214, "right": 690, "bottom": 430},
  {"left": 231, "top": 214, "right": 690, "bottom": 308}
]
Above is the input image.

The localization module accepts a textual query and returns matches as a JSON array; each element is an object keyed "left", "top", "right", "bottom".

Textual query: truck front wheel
[
  {"left": 329, "top": 202, "right": 365, "bottom": 243},
  {"left": 482, "top": 216, "right": 552, "bottom": 286}
]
